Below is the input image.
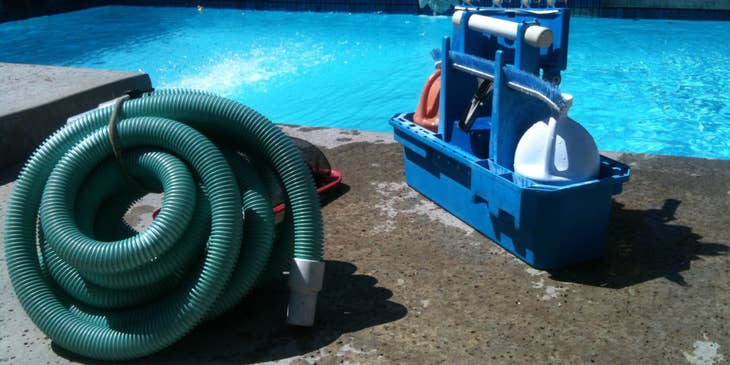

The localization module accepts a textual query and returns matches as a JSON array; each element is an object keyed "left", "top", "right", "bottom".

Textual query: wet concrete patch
[
  {"left": 279, "top": 125, "right": 394, "bottom": 149},
  {"left": 296, "top": 126, "right": 328, "bottom": 132}
]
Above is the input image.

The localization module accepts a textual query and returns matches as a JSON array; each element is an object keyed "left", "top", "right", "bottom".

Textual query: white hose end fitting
[{"left": 287, "top": 258, "right": 325, "bottom": 327}]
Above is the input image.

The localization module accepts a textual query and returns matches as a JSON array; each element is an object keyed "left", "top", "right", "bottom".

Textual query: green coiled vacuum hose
[{"left": 4, "top": 89, "right": 324, "bottom": 360}]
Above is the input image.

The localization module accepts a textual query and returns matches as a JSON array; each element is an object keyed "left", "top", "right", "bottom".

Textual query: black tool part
[{"left": 459, "top": 79, "right": 493, "bottom": 132}]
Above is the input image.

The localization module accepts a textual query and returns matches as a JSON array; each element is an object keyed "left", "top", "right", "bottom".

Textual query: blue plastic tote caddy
[{"left": 390, "top": 5, "right": 630, "bottom": 269}]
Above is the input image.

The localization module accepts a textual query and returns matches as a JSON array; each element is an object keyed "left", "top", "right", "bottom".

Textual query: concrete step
[{"left": 0, "top": 63, "right": 151, "bottom": 168}]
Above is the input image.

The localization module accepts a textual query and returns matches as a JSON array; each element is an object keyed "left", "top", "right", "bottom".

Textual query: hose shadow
[
  {"left": 51, "top": 260, "right": 407, "bottom": 364},
  {"left": 548, "top": 199, "right": 728, "bottom": 288},
  {"left": 0, "top": 162, "right": 23, "bottom": 186},
  {"left": 320, "top": 182, "right": 350, "bottom": 208}
]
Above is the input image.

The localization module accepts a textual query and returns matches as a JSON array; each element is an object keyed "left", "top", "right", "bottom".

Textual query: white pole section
[{"left": 452, "top": 11, "right": 554, "bottom": 49}]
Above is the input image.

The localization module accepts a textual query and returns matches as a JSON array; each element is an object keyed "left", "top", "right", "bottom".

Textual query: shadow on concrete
[
  {"left": 0, "top": 163, "right": 23, "bottom": 186},
  {"left": 321, "top": 181, "right": 350, "bottom": 207},
  {"left": 549, "top": 199, "right": 728, "bottom": 288},
  {"left": 51, "top": 260, "right": 407, "bottom": 364}
]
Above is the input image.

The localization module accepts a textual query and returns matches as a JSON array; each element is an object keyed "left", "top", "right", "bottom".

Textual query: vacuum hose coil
[{"left": 4, "top": 89, "right": 323, "bottom": 360}]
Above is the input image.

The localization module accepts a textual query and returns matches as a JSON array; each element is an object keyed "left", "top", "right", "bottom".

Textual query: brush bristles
[
  {"left": 447, "top": 50, "right": 566, "bottom": 112},
  {"left": 503, "top": 66, "right": 566, "bottom": 110}
]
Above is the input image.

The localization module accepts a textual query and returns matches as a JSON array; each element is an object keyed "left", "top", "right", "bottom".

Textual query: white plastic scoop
[{"left": 513, "top": 94, "right": 600, "bottom": 185}]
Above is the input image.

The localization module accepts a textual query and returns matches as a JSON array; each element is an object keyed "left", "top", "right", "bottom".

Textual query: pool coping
[{"left": 0, "top": 62, "right": 726, "bottom": 167}]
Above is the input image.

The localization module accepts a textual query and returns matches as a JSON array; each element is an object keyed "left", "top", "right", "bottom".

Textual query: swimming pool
[{"left": 1, "top": 6, "right": 729, "bottom": 159}]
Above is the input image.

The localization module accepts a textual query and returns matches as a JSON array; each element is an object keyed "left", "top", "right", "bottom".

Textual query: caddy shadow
[
  {"left": 52, "top": 260, "right": 407, "bottom": 364},
  {"left": 548, "top": 199, "right": 728, "bottom": 288}
]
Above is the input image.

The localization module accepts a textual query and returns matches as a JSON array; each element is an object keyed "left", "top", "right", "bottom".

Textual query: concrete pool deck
[
  {"left": 1, "top": 128, "right": 729, "bottom": 365},
  {"left": 0, "top": 67, "right": 728, "bottom": 364}
]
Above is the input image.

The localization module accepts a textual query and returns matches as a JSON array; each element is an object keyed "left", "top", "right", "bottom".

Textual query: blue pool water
[{"left": 1, "top": 6, "right": 729, "bottom": 159}]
